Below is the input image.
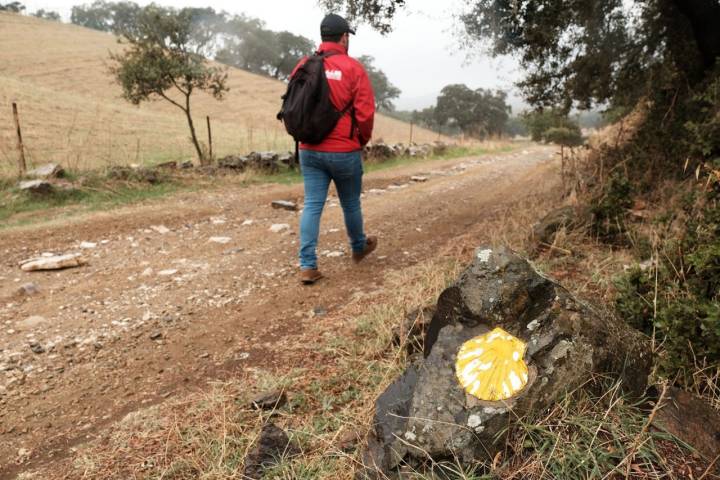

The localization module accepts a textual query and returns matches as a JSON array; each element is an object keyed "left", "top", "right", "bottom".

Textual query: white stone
[
  {"left": 19, "top": 316, "right": 47, "bottom": 329},
  {"left": 526, "top": 319, "right": 540, "bottom": 331},
  {"left": 269, "top": 224, "right": 290, "bottom": 233},
  {"left": 209, "top": 236, "right": 231, "bottom": 244},
  {"left": 150, "top": 225, "right": 170, "bottom": 235},
  {"left": 158, "top": 269, "right": 178, "bottom": 276},
  {"left": 80, "top": 242, "right": 97, "bottom": 249},
  {"left": 242, "top": 219, "right": 254, "bottom": 226},
  {"left": 476, "top": 249, "right": 493, "bottom": 263},
  {"left": 20, "top": 254, "right": 86, "bottom": 272},
  {"left": 403, "top": 431, "right": 417, "bottom": 442},
  {"left": 467, "top": 414, "right": 483, "bottom": 429},
  {"left": 325, "top": 251, "right": 344, "bottom": 258},
  {"left": 28, "top": 163, "right": 63, "bottom": 179}
]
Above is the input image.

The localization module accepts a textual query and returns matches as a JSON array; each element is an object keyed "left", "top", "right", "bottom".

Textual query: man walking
[{"left": 289, "top": 14, "right": 377, "bottom": 284}]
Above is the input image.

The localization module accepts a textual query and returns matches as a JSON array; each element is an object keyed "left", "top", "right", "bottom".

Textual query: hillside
[{"left": 0, "top": 13, "right": 443, "bottom": 176}]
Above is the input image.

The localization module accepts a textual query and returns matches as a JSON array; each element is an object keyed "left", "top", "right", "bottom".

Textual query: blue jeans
[{"left": 299, "top": 149, "right": 366, "bottom": 270}]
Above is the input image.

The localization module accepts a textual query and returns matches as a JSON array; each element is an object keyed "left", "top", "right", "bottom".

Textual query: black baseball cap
[{"left": 320, "top": 13, "right": 356, "bottom": 36}]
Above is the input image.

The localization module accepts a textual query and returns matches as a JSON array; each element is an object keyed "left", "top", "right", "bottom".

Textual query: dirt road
[{"left": 0, "top": 145, "right": 557, "bottom": 477}]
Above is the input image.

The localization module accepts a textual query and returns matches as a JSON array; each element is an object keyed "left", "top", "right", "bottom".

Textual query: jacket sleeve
[{"left": 353, "top": 64, "right": 375, "bottom": 146}]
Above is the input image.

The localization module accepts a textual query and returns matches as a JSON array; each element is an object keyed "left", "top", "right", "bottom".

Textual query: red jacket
[{"left": 291, "top": 42, "right": 375, "bottom": 152}]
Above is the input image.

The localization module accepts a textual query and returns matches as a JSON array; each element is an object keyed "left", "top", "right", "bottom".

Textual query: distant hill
[{"left": 0, "top": 13, "right": 446, "bottom": 175}]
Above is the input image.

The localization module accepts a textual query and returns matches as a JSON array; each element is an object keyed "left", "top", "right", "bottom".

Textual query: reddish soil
[{"left": 0, "top": 145, "right": 558, "bottom": 478}]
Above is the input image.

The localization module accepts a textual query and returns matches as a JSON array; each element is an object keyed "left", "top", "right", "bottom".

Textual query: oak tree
[{"left": 109, "top": 5, "right": 228, "bottom": 164}]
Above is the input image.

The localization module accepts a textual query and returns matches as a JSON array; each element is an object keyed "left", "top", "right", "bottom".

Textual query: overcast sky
[{"left": 21, "top": 0, "right": 524, "bottom": 111}]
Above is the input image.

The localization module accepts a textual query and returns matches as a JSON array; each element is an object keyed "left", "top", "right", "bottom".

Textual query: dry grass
[
  {"left": 16, "top": 156, "right": 716, "bottom": 479},
  {"left": 0, "top": 12, "right": 449, "bottom": 177}
]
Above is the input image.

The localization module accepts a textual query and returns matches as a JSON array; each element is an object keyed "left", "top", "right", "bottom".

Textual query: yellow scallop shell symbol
[{"left": 455, "top": 327, "right": 529, "bottom": 401}]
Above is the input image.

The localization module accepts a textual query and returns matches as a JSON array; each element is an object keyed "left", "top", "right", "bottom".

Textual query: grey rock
[
  {"left": 29, "top": 341, "right": 45, "bottom": 354},
  {"left": 530, "top": 206, "right": 584, "bottom": 254},
  {"left": 278, "top": 152, "right": 297, "bottom": 169},
  {"left": 243, "top": 423, "right": 299, "bottom": 479},
  {"left": 218, "top": 155, "right": 248, "bottom": 171},
  {"left": 392, "top": 306, "right": 435, "bottom": 355},
  {"left": 361, "top": 246, "right": 651, "bottom": 478},
  {"left": 652, "top": 386, "right": 720, "bottom": 460},
  {"left": 16, "top": 283, "right": 40, "bottom": 297},
  {"left": 106, "top": 166, "right": 159, "bottom": 184},
  {"left": 249, "top": 152, "right": 280, "bottom": 174},
  {"left": 250, "top": 390, "right": 288, "bottom": 411},
  {"left": 19, "top": 180, "right": 53, "bottom": 195},
  {"left": 364, "top": 143, "right": 395, "bottom": 161},
  {"left": 149, "top": 332, "right": 163, "bottom": 341},
  {"left": 27, "top": 163, "right": 64, "bottom": 179},
  {"left": 155, "top": 161, "right": 178, "bottom": 170},
  {"left": 271, "top": 200, "right": 298, "bottom": 211}
]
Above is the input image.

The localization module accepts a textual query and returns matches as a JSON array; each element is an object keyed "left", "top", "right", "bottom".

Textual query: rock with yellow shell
[{"left": 455, "top": 327, "right": 529, "bottom": 401}]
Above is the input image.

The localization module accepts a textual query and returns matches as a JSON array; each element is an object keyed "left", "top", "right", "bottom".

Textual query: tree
[
  {"left": 181, "top": 7, "right": 227, "bottom": 58},
  {"left": 321, "top": 0, "right": 720, "bottom": 114},
  {"left": 522, "top": 109, "right": 579, "bottom": 143},
  {"left": 215, "top": 17, "right": 314, "bottom": 81},
  {"left": 71, "top": 1, "right": 114, "bottom": 31},
  {"left": 272, "top": 31, "right": 315, "bottom": 80},
  {"left": 434, "top": 84, "right": 510, "bottom": 138},
  {"left": 0, "top": 2, "right": 25, "bottom": 12},
  {"left": 70, "top": 1, "right": 147, "bottom": 34},
  {"left": 32, "top": 9, "right": 61, "bottom": 21},
  {"left": 357, "top": 55, "right": 401, "bottom": 111},
  {"left": 109, "top": 5, "right": 228, "bottom": 164}
]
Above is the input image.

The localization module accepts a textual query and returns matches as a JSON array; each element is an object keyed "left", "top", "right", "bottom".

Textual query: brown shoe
[
  {"left": 353, "top": 236, "right": 378, "bottom": 263},
  {"left": 300, "top": 268, "right": 323, "bottom": 285}
]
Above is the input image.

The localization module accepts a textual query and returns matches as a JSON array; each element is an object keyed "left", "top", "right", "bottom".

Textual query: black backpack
[{"left": 277, "top": 51, "right": 354, "bottom": 146}]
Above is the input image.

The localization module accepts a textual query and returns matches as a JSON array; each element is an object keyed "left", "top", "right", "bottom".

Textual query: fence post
[
  {"left": 206, "top": 116, "right": 213, "bottom": 160},
  {"left": 12, "top": 102, "right": 26, "bottom": 175},
  {"left": 409, "top": 122, "right": 414, "bottom": 145}
]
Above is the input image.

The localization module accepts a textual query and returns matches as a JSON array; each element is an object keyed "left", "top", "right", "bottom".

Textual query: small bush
[
  {"left": 614, "top": 176, "right": 720, "bottom": 381},
  {"left": 590, "top": 173, "right": 634, "bottom": 240}
]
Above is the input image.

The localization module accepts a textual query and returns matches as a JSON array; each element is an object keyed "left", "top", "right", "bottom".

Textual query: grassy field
[
  {"left": 0, "top": 144, "right": 509, "bottom": 229},
  {"left": 0, "top": 12, "right": 448, "bottom": 177}
]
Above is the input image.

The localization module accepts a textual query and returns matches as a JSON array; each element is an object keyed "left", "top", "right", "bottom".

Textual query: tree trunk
[
  {"left": 672, "top": 0, "right": 720, "bottom": 70},
  {"left": 184, "top": 93, "right": 205, "bottom": 165}
]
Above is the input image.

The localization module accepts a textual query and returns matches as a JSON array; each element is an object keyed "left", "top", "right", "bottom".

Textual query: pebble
[
  {"left": 16, "top": 283, "right": 40, "bottom": 297},
  {"left": 149, "top": 332, "right": 163, "bottom": 341},
  {"left": 151, "top": 225, "right": 171, "bottom": 235},
  {"left": 19, "top": 316, "right": 47, "bottom": 329},
  {"left": 80, "top": 241, "right": 97, "bottom": 249},
  {"left": 209, "top": 236, "right": 232, "bottom": 244},
  {"left": 269, "top": 224, "right": 290, "bottom": 233},
  {"left": 29, "top": 341, "right": 45, "bottom": 354},
  {"left": 271, "top": 200, "right": 298, "bottom": 211},
  {"left": 158, "top": 269, "right": 178, "bottom": 276}
]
